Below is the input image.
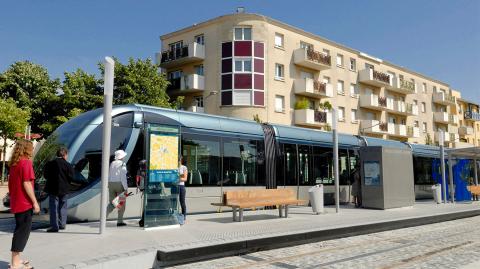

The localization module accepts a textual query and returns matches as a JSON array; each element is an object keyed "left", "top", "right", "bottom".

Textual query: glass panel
[
  {"left": 243, "top": 28, "right": 252, "bottom": 40},
  {"left": 244, "top": 60, "right": 252, "bottom": 72},
  {"left": 234, "top": 28, "right": 243, "bottom": 40},
  {"left": 222, "top": 138, "right": 260, "bottom": 186},
  {"left": 235, "top": 60, "right": 242, "bottom": 72},
  {"left": 181, "top": 133, "right": 221, "bottom": 186},
  {"left": 312, "top": 146, "right": 333, "bottom": 185},
  {"left": 284, "top": 144, "right": 298, "bottom": 186},
  {"left": 339, "top": 149, "right": 350, "bottom": 185},
  {"left": 413, "top": 157, "right": 436, "bottom": 185},
  {"left": 298, "top": 145, "right": 312, "bottom": 186}
]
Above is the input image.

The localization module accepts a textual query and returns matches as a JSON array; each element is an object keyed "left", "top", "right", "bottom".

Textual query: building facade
[{"left": 157, "top": 12, "right": 480, "bottom": 148}]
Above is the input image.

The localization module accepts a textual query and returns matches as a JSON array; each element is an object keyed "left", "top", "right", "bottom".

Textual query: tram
[{"left": 32, "top": 104, "right": 447, "bottom": 222}]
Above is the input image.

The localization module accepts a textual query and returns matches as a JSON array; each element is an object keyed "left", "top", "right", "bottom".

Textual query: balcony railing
[
  {"left": 159, "top": 42, "right": 205, "bottom": 68},
  {"left": 448, "top": 114, "right": 459, "bottom": 125},
  {"left": 358, "top": 69, "right": 391, "bottom": 87},
  {"left": 400, "top": 79, "right": 415, "bottom": 92},
  {"left": 378, "top": 96, "right": 387, "bottom": 107},
  {"left": 294, "top": 109, "right": 332, "bottom": 127},
  {"left": 294, "top": 78, "right": 333, "bottom": 97},
  {"left": 167, "top": 74, "right": 205, "bottom": 93},
  {"left": 407, "top": 126, "right": 420, "bottom": 138},
  {"left": 359, "top": 94, "right": 387, "bottom": 111},
  {"left": 458, "top": 126, "right": 474, "bottom": 136},
  {"left": 294, "top": 48, "right": 331, "bottom": 71},
  {"left": 432, "top": 91, "right": 456, "bottom": 105},
  {"left": 464, "top": 111, "right": 480, "bottom": 121},
  {"left": 361, "top": 120, "right": 387, "bottom": 134}
]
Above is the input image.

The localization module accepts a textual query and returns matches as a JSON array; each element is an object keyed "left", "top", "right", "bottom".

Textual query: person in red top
[{"left": 8, "top": 140, "right": 39, "bottom": 269}]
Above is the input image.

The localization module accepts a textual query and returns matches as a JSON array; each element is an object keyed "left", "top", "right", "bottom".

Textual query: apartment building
[{"left": 156, "top": 12, "right": 479, "bottom": 148}]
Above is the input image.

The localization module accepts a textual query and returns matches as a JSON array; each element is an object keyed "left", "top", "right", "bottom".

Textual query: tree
[
  {"left": 0, "top": 98, "right": 30, "bottom": 183},
  {"left": 0, "top": 61, "right": 59, "bottom": 135},
  {"left": 99, "top": 57, "right": 183, "bottom": 108}
]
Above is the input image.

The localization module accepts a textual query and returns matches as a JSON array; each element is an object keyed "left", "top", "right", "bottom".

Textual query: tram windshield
[{"left": 34, "top": 110, "right": 134, "bottom": 201}]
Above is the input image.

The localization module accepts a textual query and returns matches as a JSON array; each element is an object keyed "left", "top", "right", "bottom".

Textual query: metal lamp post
[
  {"left": 100, "top": 57, "right": 114, "bottom": 234},
  {"left": 332, "top": 108, "right": 340, "bottom": 213}
]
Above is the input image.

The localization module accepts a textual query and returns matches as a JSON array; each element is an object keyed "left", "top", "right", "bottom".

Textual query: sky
[{"left": 1, "top": 0, "right": 479, "bottom": 103}]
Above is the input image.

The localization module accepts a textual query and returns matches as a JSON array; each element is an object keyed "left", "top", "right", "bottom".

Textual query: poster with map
[{"left": 149, "top": 129, "right": 179, "bottom": 183}]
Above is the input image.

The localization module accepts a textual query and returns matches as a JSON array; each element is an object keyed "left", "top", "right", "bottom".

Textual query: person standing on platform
[
  {"left": 351, "top": 162, "right": 362, "bottom": 208},
  {"left": 107, "top": 149, "right": 128, "bottom": 227},
  {"left": 8, "top": 140, "right": 39, "bottom": 269},
  {"left": 178, "top": 156, "right": 188, "bottom": 222},
  {"left": 44, "top": 147, "right": 74, "bottom": 232}
]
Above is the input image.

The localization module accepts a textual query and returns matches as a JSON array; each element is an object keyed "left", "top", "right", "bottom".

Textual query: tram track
[{"left": 221, "top": 217, "right": 480, "bottom": 269}]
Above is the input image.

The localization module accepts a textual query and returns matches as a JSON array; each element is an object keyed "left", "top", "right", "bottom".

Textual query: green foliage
[
  {"left": 0, "top": 61, "right": 59, "bottom": 135},
  {"left": 253, "top": 114, "right": 263, "bottom": 124},
  {"left": 318, "top": 101, "right": 332, "bottom": 111},
  {"left": 98, "top": 57, "right": 183, "bottom": 108},
  {"left": 294, "top": 98, "right": 310, "bottom": 110},
  {"left": 323, "top": 124, "right": 332, "bottom": 132},
  {"left": 425, "top": 133, "right": 433, "bottom": 145}
]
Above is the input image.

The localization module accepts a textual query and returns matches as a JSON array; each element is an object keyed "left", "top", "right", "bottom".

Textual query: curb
[{"left": 155, "top": 209, "right": 480, "bottom": 268}]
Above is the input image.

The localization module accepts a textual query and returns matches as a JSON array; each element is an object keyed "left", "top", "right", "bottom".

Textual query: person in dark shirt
[{"left": 44, "top": 147, "right": 74, "bottom": 232}]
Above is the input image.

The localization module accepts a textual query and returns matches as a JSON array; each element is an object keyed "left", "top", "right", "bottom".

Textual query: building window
[
  {"left": 414, "top": 121, "right": 419, "bottom": 127},
  {"left": 169, "top": 41, "right": 183, "bottom": 52},
  {"left": 194, "top": 96, "right": 204, "bottom": 108},
  {"left": 234, "top": 27, "right": 252, "bottom": 40},
  {"left": 275, "top": 63, "right": 284, "bottom": 79},
  {"left": 350, "top": 83, "right": 358, "bottom": 98},
  {"left": 411, "top": 79, "right": 416, "bottom": 93},
  {"left": 322, "top": 49, "right": 330, "bottom": 55},
  {"left": 274, "top": 33, "right": 284, "bottom": 48},
  {"left": 433, "top": 86, "right": 437, "bottom": 93},
  {"left": 300, "top": 41, "right": 313, "bottom": 50},
  {"left": 421, "top": 102, "right": 426, "bottom": 113},
  {"left": 275, "top": 95, "right": 285, "bottom": 112},
  {"left": 309, "top": 99, "right": 315, "bottom": 109},
  {"left": 336, "top": 54, "right": 344, "bottom": 67},
  {"left": 323, "top": 76, "right": 330, "bottom": 84},
  {"left": 423, "top": 122, "right": 427, "bottom": 133},
  {"left": 194, "top": 64, "right": 204, "bottom": 76},
  {"left": 168, "top": 70, "right": 183, "bottom": 80},
  {"left": 338, "top": 107, "right": 345, "bottom": 121},
  {"left": 194, "top": 34, "right": 204, "bottom": 45},
  {"left": 234, "top": 59, "right": 252, "bottom": 72},
  {"left": 414, "top": 99, "right": 418, "bottom": 106},
  {"left": 349, "top": 58, "right": 356, "bottom": 71},
  {"left": 351, "top": 109, "right": 357, "bottom": 123},
  {"left": 422, "top": 83, "right": 427, "bottom": 93},
  {"left": 365, "top": 63, "right": 374, "bottom": 70},
  {"left": 337, "top": 80, "right": 344, "bottom": 95}
]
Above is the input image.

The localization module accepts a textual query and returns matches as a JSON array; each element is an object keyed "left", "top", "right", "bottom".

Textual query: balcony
[
  {"left": 294, "top": 109, "right": 332, "bottom": 127},
  {"left": 407, "top": 126, "right": 420, "bottom": 138},
  {"left": 453, "top": 141, "right": 474, "bottom": 148},
  {"left": 410, "top": 104, "right": 419, "bottom": 115},
  {"left": 387, "top": 123, "right": 408, "bottom": 137},
  {"left": 187, "top": 106, "right": 204, "bottom": 113},
  {"left": 167, "top": 74, "right": 205, "bottom": 94},
  {"left": 387, "top": 77, "right": 416, "bottom": 94},
  {"left": 432, "top": 91, "right": 456, "bottom": 105},
  {"left": 294, "top": 78, "right": 333, "bottom": 98},
  {"left": 464, "top": 111, "right": 480, "bottom": 121},
  {"left": 458, "top": 126, "right": 474, "bottom": 136},
  {"left": 159, "top": 42, "right": 205, "bottom": 69},
  {"left": 433, "top": 112, "right": 451, "bottom": 124},
  {"left": 361, "top": 120, "right": 388, "bottom": 135},
  {"left": 359, "top": 94, "right": 387, "bottom": 111},
  {"left": 386, "top": 99, "right": 413, "bottom": 115},
  {"left": 434, "top": 131, "right": 459, "bottom": 143},
  {"left": 358, "top": 69, "right": 391, "bottom": 87},
  {"left": 293, "top": 48, "right": 331, "bottom": 71}
]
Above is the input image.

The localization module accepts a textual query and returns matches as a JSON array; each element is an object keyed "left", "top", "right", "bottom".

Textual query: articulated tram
[{"left": 32, "top": 104, "right": 458, "bottom": 222}]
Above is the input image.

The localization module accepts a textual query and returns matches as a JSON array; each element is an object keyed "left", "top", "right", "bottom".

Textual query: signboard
[
  {"left": 364, "top": 161, "right": 381, "bottom": 186},
  {"left": 144, "top": 125, "right": 180, "bottom": 229}
]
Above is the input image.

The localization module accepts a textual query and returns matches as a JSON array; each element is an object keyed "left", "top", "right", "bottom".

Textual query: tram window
[
  {"left": 283, "top": 144, "right": 298, "bottom": 186},
  {"left": 181, "top": 133, "right": 221, "bottom": 186},
  {"left": 339, "top": 149, "right": 349, "bottom": 185},
  {"left": 312, "top": 146, "right": 333, "bottom": 185},
  {"left": 298, "top": 145, "right": 313, "bottom": 186},
  {"left": 222, "top": 138, "right": 263, "bottom": 186},
  {"left": 413, "top": 156, "right": 436, "bottom": 185}
]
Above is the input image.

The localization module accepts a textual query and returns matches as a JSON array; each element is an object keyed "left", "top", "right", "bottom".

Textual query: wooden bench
[
  {"left": 211, "top": 189, "right": 307, "bottom": 222},
  {"left": 468, "top": 185, "right": 480, "bottom": 198}
]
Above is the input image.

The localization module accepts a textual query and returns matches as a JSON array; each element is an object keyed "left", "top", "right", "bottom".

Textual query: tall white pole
[
  {"left": 332, "top": 108, "right": 339, "bottom": 213},
  {"left": 100, "top": 57, "right": 114, "bottom": 234},
  {"left": 440, "top": 132, "right": 447, "bottom": 204}
]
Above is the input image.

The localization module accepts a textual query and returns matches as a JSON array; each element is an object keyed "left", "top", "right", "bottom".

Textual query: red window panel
[
  {"left": 254, "top": 91, "right": 264, "bottom": 106},
  {"left": 222, "top": 91, "right": 232, "bottom": 105},
  {"left": 254, "top": 42, "right": 264, "bottom": 58},
  {"left": 234, "top": 41, "right": 252, "bottom": 56},
  {"left": 222, "top": 42, "right": 232, "bottom": 58},
  {"left": 254, "top": 74, "right": 264, "bottom": 90},
  {"left": 222, "top": 74, "right": 232, "bottom": 90},
  {"left": 254, "top": 59, "right": 264, "bottom": 73},
  {"left": 234, "top": 73, "right": 252, "bottom": 89},
  {"left": 222, "top": 59, "right": 232, "bottom": 73}
]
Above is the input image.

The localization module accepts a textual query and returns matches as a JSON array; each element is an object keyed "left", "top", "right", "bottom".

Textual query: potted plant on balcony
[
  {"left": 318, "top": 101, "right": 332, "bottom": 112},
  {"left": 294, "top": 98, "right": 310, "bottom": 110}
]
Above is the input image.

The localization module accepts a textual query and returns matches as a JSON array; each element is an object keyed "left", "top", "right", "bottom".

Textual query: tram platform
[{"left": 0, "top": 201, "right": 479, "bottom": 269}]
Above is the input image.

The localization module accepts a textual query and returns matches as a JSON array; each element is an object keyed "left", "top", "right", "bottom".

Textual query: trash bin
[
  {"left": 431, "top": 184, "right": 442, "bottom": 204},
  {"left": 308, "top": 184, "right": 324, "bottom": 214}
]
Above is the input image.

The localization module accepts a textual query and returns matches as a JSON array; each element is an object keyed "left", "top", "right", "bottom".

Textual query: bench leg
[
  {"left": 239, "top": 208, "right": 244, "bottom": 222},
  {"left": 278, "top": 205, "right": 283, "bottom": 218},
  {"left": 284, "top": 205, "right": 289, "bottom": 218},
  {"left": 232, "top": 207, "right": 237, "bottom": 222}
]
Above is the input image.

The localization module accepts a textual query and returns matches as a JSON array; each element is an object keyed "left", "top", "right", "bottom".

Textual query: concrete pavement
[{"left": 0, "top": 201, "right": 479, "bottom": 269}]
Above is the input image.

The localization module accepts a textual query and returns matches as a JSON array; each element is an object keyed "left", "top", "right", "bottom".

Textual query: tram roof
[
  {"left": 273, "top": 125, "right": 361, "bottom": 148},
  {"left": 362, "top": 136, "right": 410, "bottom": 150},
  {"left": 408, "top": 143, "right": 441, "bottom": 158}
]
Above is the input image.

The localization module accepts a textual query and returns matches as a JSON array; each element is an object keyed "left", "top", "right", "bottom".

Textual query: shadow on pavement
[{"left": 196, "top": 214, "right": 280, "bottom": 223}]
